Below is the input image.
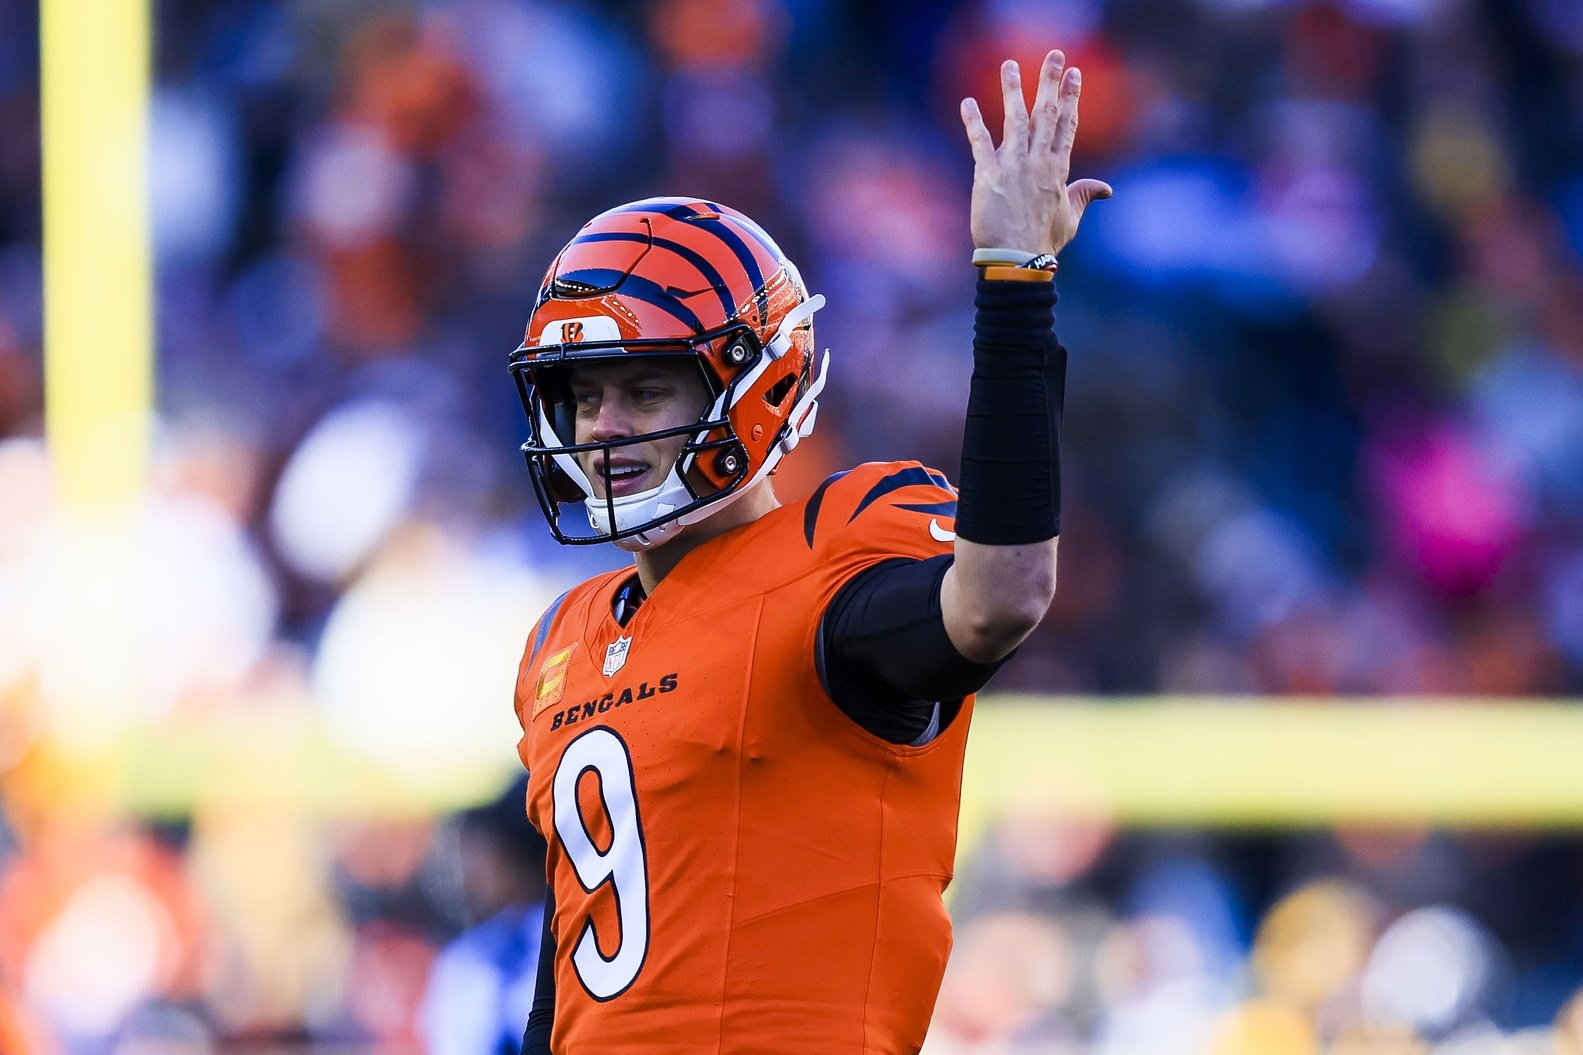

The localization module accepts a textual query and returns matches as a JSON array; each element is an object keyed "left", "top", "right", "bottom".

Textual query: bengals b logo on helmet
[{"left": 563, "top": 321, "right": 585, "bottom": 343}]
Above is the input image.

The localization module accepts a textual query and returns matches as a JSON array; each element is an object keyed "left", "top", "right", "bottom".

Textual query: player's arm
[
  {"left": 942, "top": 50, "right": 1111, "bottom": 664},
  {"left": 820, "top": 554, "right": 998, "bottom": 744}
]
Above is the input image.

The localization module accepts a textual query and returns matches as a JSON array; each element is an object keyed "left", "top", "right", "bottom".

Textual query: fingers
[
  {"left": 1028, "top": 50, "right": 1066, "bottom": 155},
  {"left": 1053, "top": 66, "right": 1082, "bottom": 182},
  {"left": 1000, "top": 59, "right": 1028, "bottom": 149},
  {"left": 959, "top": 97, "right": 996, "bottom": 169}
]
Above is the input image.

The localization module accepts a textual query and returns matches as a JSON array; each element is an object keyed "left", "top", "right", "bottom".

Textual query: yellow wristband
[{"left": 982, "top": 265, "right": 1055, "bottom": 283}]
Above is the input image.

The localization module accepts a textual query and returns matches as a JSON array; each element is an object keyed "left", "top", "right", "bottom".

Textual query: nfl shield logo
[{"left": 603, "top": 636, "right": 632, "bottom": 677}]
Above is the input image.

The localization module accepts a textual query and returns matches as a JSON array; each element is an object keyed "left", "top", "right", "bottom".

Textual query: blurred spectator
[
  {"left": 925, "top": 911, "right": 1080, "bottom": 1053},
  {"left": 418, "top": 776, "right": 547, "bottom": 1055}
]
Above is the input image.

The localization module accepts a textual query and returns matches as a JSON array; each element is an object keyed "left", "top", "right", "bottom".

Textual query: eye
[{"left": 632, "top": 387, "right": 667, "bottom": 403}]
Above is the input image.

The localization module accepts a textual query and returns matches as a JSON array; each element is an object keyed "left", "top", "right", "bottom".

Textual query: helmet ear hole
[{"left": 763, "top": 374, "right": 797, "bottom": 409}]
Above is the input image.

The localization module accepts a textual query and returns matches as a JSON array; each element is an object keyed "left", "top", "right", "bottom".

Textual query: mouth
[{"left": 596, "top": 460, "right": 652, "bottom": 498}]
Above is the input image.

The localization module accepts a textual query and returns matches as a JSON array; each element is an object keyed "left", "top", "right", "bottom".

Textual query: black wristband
[{"left": 954, "top": 277, "right": 1064, "bottom": 545}]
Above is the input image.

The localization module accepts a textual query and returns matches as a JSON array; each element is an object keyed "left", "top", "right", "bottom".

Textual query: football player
[{"left": 510, "top": 51, "right": 1110, "bottom": 1054}]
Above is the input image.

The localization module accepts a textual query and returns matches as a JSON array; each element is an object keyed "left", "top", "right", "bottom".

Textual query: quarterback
[{"left": 509, "top": 52, "right": 1110, "bottom": 1055}]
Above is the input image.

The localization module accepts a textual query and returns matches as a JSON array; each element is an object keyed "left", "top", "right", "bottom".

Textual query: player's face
[{"left": 567, "top": 358, "right": 712, "bottom": 499}]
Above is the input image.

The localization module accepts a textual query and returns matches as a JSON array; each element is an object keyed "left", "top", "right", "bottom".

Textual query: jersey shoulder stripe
[
  {"left": 801, "top": 461, "right": 959, "bottom": 557},
  {"left": 810, "top": 459, "right": 956, "bottom": 541},
  {"left": 802, "top": 469, "right": 851, "bottom": 548},
  {"left": 847, "top": 465, "right": 954, "bottom": 524},
  {"left": 527, "top": 588, "right": 574, "bottom": 668},
  {"left": 894, "top": 498, "right": 958, "bottom": 517}
]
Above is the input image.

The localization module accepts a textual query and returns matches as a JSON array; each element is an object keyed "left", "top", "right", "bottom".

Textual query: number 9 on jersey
[{"left": 552, "top": 726, "right": 651, "bottom": 999}]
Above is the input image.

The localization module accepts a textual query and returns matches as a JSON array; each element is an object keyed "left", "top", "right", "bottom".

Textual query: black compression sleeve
[
  {"left": 954, "top": 277, "right": 1064, "bottom": 544},
  {"left": 520, "top": 886, "right": 556, "bottom": 1055},
  {"left": 819, "top": 555, "right": 1006, "bottom": 744}
]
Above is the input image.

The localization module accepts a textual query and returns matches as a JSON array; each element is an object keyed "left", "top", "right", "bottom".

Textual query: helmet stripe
[
  {"left": 571, "top": 231, "right": 738, "bottom": 323},
  {"left": 681, "top": 215, "right": 771, "bottom": 327},
  {"left": 700, "top": 200, "right": 788, "bottom": 325},
  {"left": 703, "top": 200, "right": 783, "bottom": 258},
  {"left": 558, "top": 268, "right": 706, "bottom": 333},
  {"left": 614, "top": 201, "right": 772, "bottom": 328},
  {"left": 613, "top": 199, "right": 701, "bottom": 221}
]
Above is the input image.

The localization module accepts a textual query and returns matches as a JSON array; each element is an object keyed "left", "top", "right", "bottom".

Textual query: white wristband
[{"left": 971, "top": 247, "right": 1040, "bottom": 267}]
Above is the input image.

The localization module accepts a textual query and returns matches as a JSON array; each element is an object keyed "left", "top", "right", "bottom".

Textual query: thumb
[{"left": 1069, "top": 179, "right": 1114, "bottom": 213}]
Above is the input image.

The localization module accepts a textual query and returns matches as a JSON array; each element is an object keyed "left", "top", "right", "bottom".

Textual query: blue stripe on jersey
[
  {"left": 848, "top": 467, "right": 954, "bottom": 524},
  {"left": 896, "top": 500, "right": 958, "bottom": 517},
  {"left": 803, "top": 469, "right": 851, "bottom": 548},
  {"left": 528, "top": 589, "right": 573, "bottom": 667}
]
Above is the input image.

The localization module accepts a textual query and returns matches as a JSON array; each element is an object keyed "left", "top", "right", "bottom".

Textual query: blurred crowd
[
  {"left": 6, "top": 781, "right": 1583, "bottom": 1054},
  {"left": 4, "top": 0, "right": 1583, "bottom": 1050}
]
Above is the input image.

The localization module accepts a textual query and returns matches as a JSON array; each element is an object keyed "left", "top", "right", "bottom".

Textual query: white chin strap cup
[{"left": 585, "top": 473, "right": 690, "bottom": 551}]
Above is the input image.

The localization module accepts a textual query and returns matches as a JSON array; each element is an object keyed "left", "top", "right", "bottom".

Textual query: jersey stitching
[
  {"left": 861, "top": 759, "right": 895, "bottom": 1053},
  {"left": 727, "top": 869, "right": 954, "bottom": 926},
  {"left": 716, "top": 592, "right": 763, "bottom": 1050}
]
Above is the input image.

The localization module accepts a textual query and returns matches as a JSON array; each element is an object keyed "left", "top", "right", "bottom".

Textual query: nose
[{"left": 586, "top": 389, "right": 631, "bottom": 443}]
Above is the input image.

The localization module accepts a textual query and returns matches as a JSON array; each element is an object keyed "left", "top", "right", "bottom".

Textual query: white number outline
[{"left": 551, "top": 726, "right": 650, "bottom": 1000}]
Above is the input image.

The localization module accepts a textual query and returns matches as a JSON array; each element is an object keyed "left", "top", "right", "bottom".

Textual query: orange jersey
[{"left": 513, "top": 461, "right": 975, "bottom": 1055}]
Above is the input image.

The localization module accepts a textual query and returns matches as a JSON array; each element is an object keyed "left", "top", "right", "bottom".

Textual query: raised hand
[{"left": 960, "top": 51, "right": 1113, "bottom": 258}]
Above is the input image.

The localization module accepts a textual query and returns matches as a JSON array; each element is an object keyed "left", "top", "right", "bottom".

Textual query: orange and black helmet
[{"left": 509, "top": 197, "right": 827, "bottom": 549}]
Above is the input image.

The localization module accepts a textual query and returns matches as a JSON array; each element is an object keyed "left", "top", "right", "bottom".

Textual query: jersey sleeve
[
  {"left": 799, "top": 463, "right": 1006, "bottom": 744},
  {"left": 802, "top": 461, "right": 960, "bottom": 601}
]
